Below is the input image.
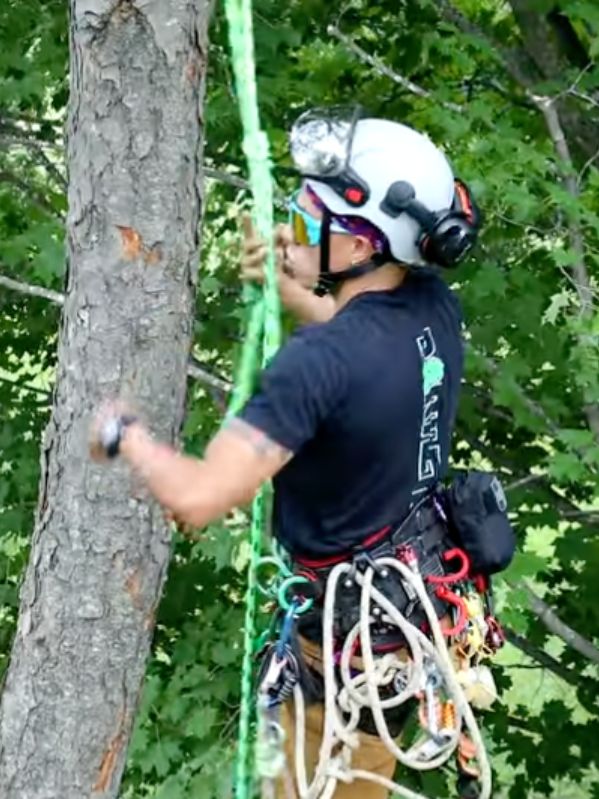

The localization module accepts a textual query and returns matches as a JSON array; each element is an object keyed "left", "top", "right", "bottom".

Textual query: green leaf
[
  {"left": 547, "top": 451, "right": 588, "bottom": 483},
  {"left": 543, "top": 290, "right": 571, "bottom": 325},
  {"left": 187, "top": 705, "right": 217, "bottom": 740}
]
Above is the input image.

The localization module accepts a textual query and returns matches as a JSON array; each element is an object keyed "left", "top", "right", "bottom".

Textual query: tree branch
[
  {"left": 0, "top": 374, "right": 51, "bottom": 401},
  {"left": 0, "top": 271, "right": 233, "bottom": 399},
  {"left": 187, "top": 358, "right": 232, "bottom": 396},
  {"left": 577, "top": 147, "right": 599, "bottom": 187},
  {"left": 0, "top": 273, "right": 64, "bottom": 305},
  {"left": 503, "top": 627, "right": 578, "bottom": 686},
  {"left": 0, "top": 169, "right": 64, "bottom": 220},
  {"left": 519, "top": 580, "right": 599, "bottom": 667},
  {"left": 437, "top": 0, "right": 536, "bottom": 89},
  {"left": 327, "top": 24, "right": 464, "bottom": 114},
  {"left": 530, "top": 95, "right": 599, "bottom": 442},
  {"left": 477, "top": 352, "right": 598, "bottom": 468},
  {"left": 0, "top": 133, "right": 67, "bottom": 191},
  {"left": 560, "top": 508, "right": 599, "bottom": 524},
  {"left": 203, "top": 165, "right": 287, "bottom": 209},
  {"left": 204, "top": 167, "right": 249, "bottom": 190},
  {"left": 504, "top": 473, "right": 545, "bottom": 492},
  {"left": 476, "top": 353, "right": 560, "bottom": 438},
  {"left": 459, "top": 431, "right": 599, "bottom": 531},
  {"left": 531, "top": 95, "right": 593, "bottom": 314}
]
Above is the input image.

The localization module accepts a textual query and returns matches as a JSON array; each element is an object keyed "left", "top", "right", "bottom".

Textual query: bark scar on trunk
[
  {"left": 117, "top": 226, "right": 162, "bottom": 265},
  {"left": 92, "top": 709, "right": 126, "bottom": 793},
  {"left": 112, "top": 0, "right": 138, "bottom": 23},
  {"left": 125, "top": 568, "right": 144, "bottom": 610}
]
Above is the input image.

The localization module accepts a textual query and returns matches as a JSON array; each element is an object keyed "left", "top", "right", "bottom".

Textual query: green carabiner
[{"left": 277, "top": 575, "right": 314, "bottom": 615}]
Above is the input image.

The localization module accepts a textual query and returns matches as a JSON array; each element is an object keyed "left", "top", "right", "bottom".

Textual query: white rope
[{"left": 283, "top": 557, "right": 492, "bottom": 799}]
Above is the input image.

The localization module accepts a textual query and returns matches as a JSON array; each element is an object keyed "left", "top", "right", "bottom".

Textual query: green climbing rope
[{"left": 223, "top": 0, "right": 282, "bottom": 796}]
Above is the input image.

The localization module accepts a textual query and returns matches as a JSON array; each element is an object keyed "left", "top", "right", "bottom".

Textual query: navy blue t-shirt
[{"left": 239, "top": 268, "right": 464, "bottom": 557}]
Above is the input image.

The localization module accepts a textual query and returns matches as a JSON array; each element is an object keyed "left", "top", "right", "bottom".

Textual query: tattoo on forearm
[{"left": 225, "top": 418, "right": 293, "bottom": 465}]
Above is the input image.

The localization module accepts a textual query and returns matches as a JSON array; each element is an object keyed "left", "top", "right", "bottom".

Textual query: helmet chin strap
[{"left": 315, "top": 209, "right": 390, "bottom": 295}]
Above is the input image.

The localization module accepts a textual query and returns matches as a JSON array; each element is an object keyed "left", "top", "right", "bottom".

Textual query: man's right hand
[
  {"left": 239, "top": 213, "right": 336, "bottom": 325},
  {"left": 240, "top": 213, "right": 294, "bottom": 285}
]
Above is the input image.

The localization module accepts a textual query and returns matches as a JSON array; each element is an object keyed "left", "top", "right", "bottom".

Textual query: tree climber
[{"left": 91, "top": 108, "right": 513, "bottom": 799}]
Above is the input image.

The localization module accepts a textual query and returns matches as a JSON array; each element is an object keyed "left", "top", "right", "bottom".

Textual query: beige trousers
[{"left": 275, "top": 636, "right": 397, "bottom": 799}]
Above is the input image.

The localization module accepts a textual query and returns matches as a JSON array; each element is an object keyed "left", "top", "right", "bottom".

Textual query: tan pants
[{"left": 276, "top": 636, "right": 397, "bottom": 799}]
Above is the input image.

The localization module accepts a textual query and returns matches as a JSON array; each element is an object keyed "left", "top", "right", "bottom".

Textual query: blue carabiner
[
  {"left": 276, "top": 601, "right": 299, "bottom": 659},
  {"left": 277, "top": 575, "right": 314, "bottom": 616}
]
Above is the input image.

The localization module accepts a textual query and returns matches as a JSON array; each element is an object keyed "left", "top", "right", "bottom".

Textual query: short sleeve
[{"left": 238, "top": 332, "right": 349, "bottom": 453}]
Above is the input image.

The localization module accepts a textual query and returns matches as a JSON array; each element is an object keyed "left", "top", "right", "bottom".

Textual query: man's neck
[{"left": 334, "top": 262, "right": 408, "bottom": 311}]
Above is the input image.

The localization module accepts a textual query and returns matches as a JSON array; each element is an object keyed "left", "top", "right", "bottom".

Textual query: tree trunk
[{"left": 0, "top": 2, "right": 209, "bottom": 797}]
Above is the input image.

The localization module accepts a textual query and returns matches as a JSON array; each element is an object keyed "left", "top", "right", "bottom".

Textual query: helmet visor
[{"left": 290, "top": 106, "right": 361, "bottom": 178}]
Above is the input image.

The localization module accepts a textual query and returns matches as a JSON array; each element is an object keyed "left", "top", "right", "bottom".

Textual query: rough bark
[{"left": 0, "top": 2, "right": 209, "bottom": 797}]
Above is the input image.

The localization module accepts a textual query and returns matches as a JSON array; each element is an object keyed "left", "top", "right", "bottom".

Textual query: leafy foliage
[{"left": 1, "top": 0, "right": 598, "bottom": 797}]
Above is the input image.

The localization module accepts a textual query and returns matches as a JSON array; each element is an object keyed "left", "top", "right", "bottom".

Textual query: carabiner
[
  {"left": 427, "top": 548, "right": 470, "bottom": 586},
  {"left": 435, "top": 585, "right": 468, "bottom": 637},
  {"left": 277, "top": 575, "right": 314, "bottom": 615}
]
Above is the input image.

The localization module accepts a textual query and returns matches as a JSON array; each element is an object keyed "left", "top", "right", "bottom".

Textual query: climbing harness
[
  {"left": 253, "top": 493, "right": 504, "bottom": 799},
  {"left": 223, "top": 2, "right": 506, "bottom": 797}
]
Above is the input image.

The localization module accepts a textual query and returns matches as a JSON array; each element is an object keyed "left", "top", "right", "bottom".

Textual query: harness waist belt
[{"left": 292, "top": 493, "right": 456, "bottom": 652}]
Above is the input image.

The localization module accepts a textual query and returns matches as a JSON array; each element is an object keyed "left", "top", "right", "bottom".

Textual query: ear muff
[
  {"left": 379, "top": 178, "right": 481, "bottom": 268},
  {"left": 419, "top": 179, "right": 481, "bottom": 268}
]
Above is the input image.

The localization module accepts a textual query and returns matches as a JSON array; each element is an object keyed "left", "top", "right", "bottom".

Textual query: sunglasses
[{"left": 288, "top": 191, "right": 348, "bottom": 247}]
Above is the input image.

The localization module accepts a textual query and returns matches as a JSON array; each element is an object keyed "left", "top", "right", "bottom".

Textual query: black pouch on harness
[{"left": 445, "top": 471, "right": 516, "bottom": 575}]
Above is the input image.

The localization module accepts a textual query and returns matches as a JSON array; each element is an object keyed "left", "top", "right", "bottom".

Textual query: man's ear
[{"left": 353, "top": 234, "right": 375, "bottom": 263}]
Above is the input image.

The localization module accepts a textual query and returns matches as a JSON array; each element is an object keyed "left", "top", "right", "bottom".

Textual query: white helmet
[{"left": 290, "top": 108, "right": 479, "bottom": 270}]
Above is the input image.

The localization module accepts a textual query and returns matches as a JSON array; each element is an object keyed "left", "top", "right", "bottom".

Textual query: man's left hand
[{"left": 89, "top": 399, "right": 139, "bottom": 461}]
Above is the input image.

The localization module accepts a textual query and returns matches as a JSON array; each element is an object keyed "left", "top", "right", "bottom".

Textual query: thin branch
[
  {"left": 577, "top": 147, "right": 599, "bottom": 187},
  {"left": 0, "top": 132, "right": 67, "bottom": 191},
  {"left": 204, "top": 167, "right": 249, "bottom": 191},
  {"left": 203, "top": 165, "right": 288, "bottom": 210},
  {"left": 0, "top": 169, "right": 64, "bottom": 220},
  {"left": 531, "top": 95, "right": 593, "bottom": 312},
  {"left": 503, "top": 627, "right": 578, "bottom": 686},
  {"left": 187, "top": 358, "right": 232, "bottom": 395},
  {"left": 560, "top": 508, "right": 599, "bottom": 524},
  {"left": 0, "top": 271, "right": 233, "bottom": 399},
  {"left": 0, "top": 373, "right": 51, "bottom": 401},
  {"left": 556, "top": 263, "right": 599, "bottom": 302},
  {"left": 477, "top": 353, "right": 560, "bottom": 438},
  {"left": 477, "top": 352, "right": 598, "bottom": 468},
  {"left": 531, "top": 95, "right": 599, "bottom": 441},
  {"left": 0, "top": 273, "right": 64, "bottom": 305},
  {"left": 505, "top": 473, "right": 545, "bottom": 492},
  {"left": 518, "top": 580, "right": 599, "bottom": 667},
  {"left": 459, "top": 432, "right": 599, "bottom": 530},
  {"left": 555, "top": 63, "right": 595, "bottom": 104},
  {"left": 492, "top": 210, "right": 549, "bottom": 236},
  {"left": 569, "top": 89, "right": 599, "bottom": 111},
  {"left": 327, "top": 24, "right": 464, "bottom": 114},
  {"left": 506, "top": 715, "right": 537, "bottom": 734}
]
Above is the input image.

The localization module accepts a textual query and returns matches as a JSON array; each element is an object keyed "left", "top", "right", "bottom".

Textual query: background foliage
[{"left": 0, "top": 0, "right": 598, "bottom": 797}]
